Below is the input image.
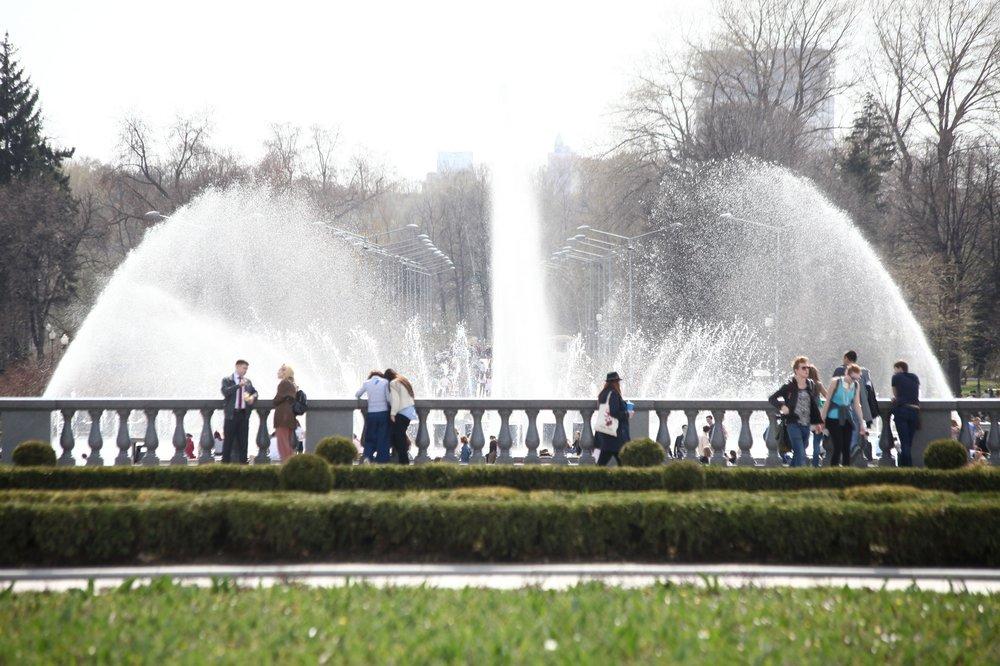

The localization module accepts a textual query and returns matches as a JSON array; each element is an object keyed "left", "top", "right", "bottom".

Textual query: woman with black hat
[{"left": 595, "top": 371, "right": 631, "bottom": 466}]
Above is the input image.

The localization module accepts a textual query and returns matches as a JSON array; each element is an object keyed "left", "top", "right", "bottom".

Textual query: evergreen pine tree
[
  {"left": 0, "top": 32, "right": 73, "bottom": 185},
  {"left": 839, "top": 93, "right": 896, "bottom": 203}
]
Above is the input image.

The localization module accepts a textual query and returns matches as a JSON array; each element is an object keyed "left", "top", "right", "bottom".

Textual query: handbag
[
  {"left": 595, "top": 392, "right": 619, "bottom": 437},
  {"left": 776, "top": 420, "right": 791, "bottom": 455}
]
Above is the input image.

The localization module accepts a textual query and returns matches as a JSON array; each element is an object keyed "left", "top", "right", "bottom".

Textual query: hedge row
[
  {"left": 1, "top": 463, "right": 999, "bottom": 493},
  {"left": 1, "top": 488, "right": 998, "bottom": 566}
]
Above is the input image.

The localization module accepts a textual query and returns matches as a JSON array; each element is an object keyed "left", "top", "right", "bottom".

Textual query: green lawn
[{"left": 0, "top": 581, "right": 996, "bottom": 664}]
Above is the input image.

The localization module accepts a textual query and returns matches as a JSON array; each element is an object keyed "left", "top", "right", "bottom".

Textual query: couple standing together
[
  {"left": 221, "top": 359, "right": 302, "bottom": 463},
  {"left": 356, "top": 369, "right": 417, "bottom": 464}
]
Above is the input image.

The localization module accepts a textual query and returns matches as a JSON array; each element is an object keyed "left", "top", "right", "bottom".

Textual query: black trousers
[
  {"left": 826, "top": 418, "right": 853, "bottom": 467},
  {"left": 391, "top": 414, "right": 411, "bottom": 465},
  {"left": 223, "top": 410, "right": 250, "bottom": 464},
  {"left": 597, "top": 449, "right": 620, "bottom": 466}
]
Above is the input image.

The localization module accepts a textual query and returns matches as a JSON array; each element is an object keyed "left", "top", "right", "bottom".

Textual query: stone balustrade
[{"left": 0, "top": 398, "right": 997, "bottom": 467}]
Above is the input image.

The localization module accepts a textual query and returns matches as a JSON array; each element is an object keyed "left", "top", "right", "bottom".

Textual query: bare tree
[
  {"left": 868, "top": 0, "right": 1000, "bottom": 390},
  {"left": 307, "top": 124, "right": 341, "bottom": 193},
  {"left": 259, "top": 122, "right": 301, "bottom": 189},
  {"left": 617, "top": 0, "right": 859, "bottom": 169}
]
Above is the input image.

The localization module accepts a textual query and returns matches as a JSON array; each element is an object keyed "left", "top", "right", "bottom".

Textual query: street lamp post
[{"left": 575, "top": 223, "right": 683, "bottom": 332}]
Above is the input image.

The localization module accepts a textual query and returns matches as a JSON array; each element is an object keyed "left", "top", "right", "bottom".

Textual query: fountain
[{"left": 551, "top": 159, "right": 951, "bottom": 400}]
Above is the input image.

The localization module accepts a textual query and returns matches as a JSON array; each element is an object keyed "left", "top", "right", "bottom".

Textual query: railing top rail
[{"left": 1, "top": 397, "right": 998, "bottom": 411}]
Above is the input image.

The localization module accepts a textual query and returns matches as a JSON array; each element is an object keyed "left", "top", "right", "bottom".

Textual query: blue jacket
[{"left": 595, "top": 388, "right": 630, "bottom": 452}]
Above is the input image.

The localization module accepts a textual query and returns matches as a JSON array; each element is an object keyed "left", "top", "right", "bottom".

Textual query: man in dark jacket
[{"left": 221, "top": 359, "right": 258, "bottom": 464}]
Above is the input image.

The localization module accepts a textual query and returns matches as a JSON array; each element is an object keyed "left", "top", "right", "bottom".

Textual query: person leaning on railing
[{"left": 890, "top": 360, "right": 921, "bottom": 467}]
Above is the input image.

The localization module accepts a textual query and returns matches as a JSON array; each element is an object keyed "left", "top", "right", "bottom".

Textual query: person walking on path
[
  {"left": 356, "top": 370, "right": 392, "bottom": 463},
  {"left": 385, "top": 368, "right": 418, "bottom": 465},
  {"left": 891, "top": 360, "right": 921, "bottom": 467},
  {"left": 819, "top": 363, "right": 868, "bottom": 467},
  {"left": 272, "top": 364, "right": 299, "bottom": 462},
  {"left": 594, "top": 371, "right": 630, "bottom": 466},
  {"left": 221, "top": 359, "right": 258, "bottom": 464},
  {"left": 768, "top": 356, "right": 823, "bottom": 467}
]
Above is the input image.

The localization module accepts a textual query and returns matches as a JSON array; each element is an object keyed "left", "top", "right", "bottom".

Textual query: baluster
[
  {"left": 58, "top": 408, "right": 76, "bottom": 466},
  {"left": 469, "top": 409, "right": 486, "bottom": 464},
  {"left": 523, "top": 409, "right": 540, "bottom": 464},
  {"left": 878, "top": 405, "right": 895, "bottom": 467},
  {"left": 683, "top": 409, "right": 700, "bottom": 460},
  {"left": 497, "top": 409, "right": 513, "bottom": 464},
  {"left": 170, "top": 408, "right": 188, "bottom": 465},
  {"left": 763, "top": 411, "right": 782, "bottom": 467},
  {"left": 578, "top": 409, "right": 595, "bottom": 466},
  {"left": 141, "top": 409, "right": 160, "bottom": 466},
  {"left": 710, "top": 409, "right": 727, "bottom": 466},
  {"left": 654, "top": 409, "right": 671, "bottom": 464},
  {"left": 736, "top": 410, "right": 756, "bottom": 466},
  {"left": 86, "top": 409, "right": 104, "bottom": 466},
  {"left": 254, "top": 407, "right": 271, "bottom": 464},
  {"left": 551, "top": 409, "right": 568, "bottom": 465},
  {"left": 198, "top": 408, "right": 215, "bottom": 464},
  {"left": 958, "top": 408, "right": 974, "bottom": 454},
  {"left": 442, "top": 409, "right": 458, "bottom": 462},
  {"left": 989, "top": 410, "right": 999, "bottom": 467},
  {"left": 414, "top": 408, "right": 431, "bottom": 464},
  {"left": 115, "top": 408, "right": 132, "bottom": 466}
]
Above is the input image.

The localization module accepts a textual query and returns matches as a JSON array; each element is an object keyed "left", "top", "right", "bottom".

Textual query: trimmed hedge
[
  {"left": 1, "top": 464, "right": 999, "bottom": 493},
  {"left": 1, "top": 488, "right": 998, "bottom": 566},
  {"left": 620, "top": 438, "right": 665, "bottom": 467},
  {"left": 925, "top": 439, "right": 969, "bottom": 470},
  {"left": 279, "top": 454, "right": 331, "bottom": 493},
  {"left": 12, "top": 440, "right": 56, "bottom": 467},
  {"left": 315, "top": 436, "right": 357, "bottom": 465}
]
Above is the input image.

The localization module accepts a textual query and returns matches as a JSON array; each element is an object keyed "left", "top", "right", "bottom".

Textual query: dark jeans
[
  {"left": 222, "top": 410, "right": 250, "bottom": 464},
  {"left": 894, "top": 406, "right": 918, "bottom": 467},
  {"left": 825, "top": 418, "right": 854, "bottom": 467},
  {"left": 363, "top": 411, "right": 391, "bottom": 463},
  {"left": 597, "top": 449, "right": 620, "bottom": 466},
  {"left": 391, "top": 414, "right": 411, "bottom": 465}
]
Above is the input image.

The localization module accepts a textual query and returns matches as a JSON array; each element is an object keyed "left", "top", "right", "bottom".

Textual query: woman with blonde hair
[
  {"left": 384, "top": 368, "right": 418, "bottom": 465},
  {"left": 272, "top": 364, "right": 298, "bottom": 462}
]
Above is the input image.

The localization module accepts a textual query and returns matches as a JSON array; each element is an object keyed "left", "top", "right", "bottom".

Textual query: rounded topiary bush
[
  {"left": 279, "top": 454, "right": 332, "bottom": 493},
  {"left": 315, "top": 436, "right": 357, "bottom": 465},
  {"left": 12, "top": 440, "right": 57, "bottom": 467},
  {"left": 663, "top": 460, "right": 707, "bottom": 491},
  {"left": 619, "top": 438, "right": 665, "bottom": 467},
  {"left": 924, "top": 439, "right": 968, "bottom": 470}
]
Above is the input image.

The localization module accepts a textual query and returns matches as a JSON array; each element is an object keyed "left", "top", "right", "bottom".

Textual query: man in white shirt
[{"left": 355, "top": 370, "right": 391, "bottom": 462}]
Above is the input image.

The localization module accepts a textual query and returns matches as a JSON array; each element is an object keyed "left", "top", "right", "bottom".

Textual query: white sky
[{"left": 3, "top": 0, "right": 860, "bottom": 181}]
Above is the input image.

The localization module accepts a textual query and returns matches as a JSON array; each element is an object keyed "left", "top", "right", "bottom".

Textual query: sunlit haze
[{"left": 3, "top": 0, "right": 720, "bottom": 179}]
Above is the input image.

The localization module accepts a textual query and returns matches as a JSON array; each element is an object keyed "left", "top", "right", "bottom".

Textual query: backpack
[
  {"left": 292, "top": 389, "right": 308, "bottom": 415},
  {"left": 865, "top": 382, "right": 880, "bottom": 420}
]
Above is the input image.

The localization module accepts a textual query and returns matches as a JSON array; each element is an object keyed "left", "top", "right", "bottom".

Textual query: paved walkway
[{"left": 3, "top": 563, "right": 999, "bottom": 593}]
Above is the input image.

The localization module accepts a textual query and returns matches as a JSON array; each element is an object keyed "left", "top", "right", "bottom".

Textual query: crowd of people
[{"left": 213, "top": 350, "right": 990, "bottom": 467}]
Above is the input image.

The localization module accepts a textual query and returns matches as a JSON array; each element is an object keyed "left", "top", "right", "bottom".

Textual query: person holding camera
[{"left": 221, "top": 359, "right": 257, "bottom": 464}]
